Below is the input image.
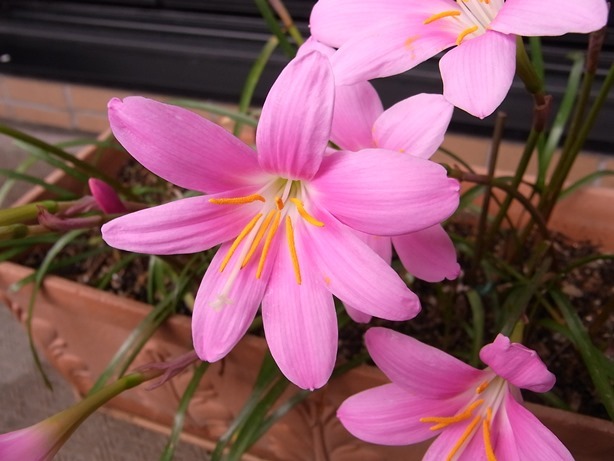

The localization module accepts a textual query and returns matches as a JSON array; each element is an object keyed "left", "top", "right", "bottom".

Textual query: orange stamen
[
  {"left": 289, "top": 198, "right": 324, "bottom": 227},
  {"left": 209, "top": 194, "right": 265, "bottom": 205},
  {"left": 241, "top": 209, "right": 276, "bottom": 269},
  {"left": 476, "top": 380, "right": 490, "bottom": 394},
  {"left": 424, "top": 10, "right": 461, "bottom": 25},
  {"left": 483, "top": 408, "right": 497, "bottom": 461},
  {"left": 256, "top": 210, "right": 281, "bottom": 279},
  {"left": 420, "top": 399, "right": 484, "bottom": 431},
  {"left": 285, "top": 216, "right": 301, "bottom": 284},
  {"left": 275, "top": 196, "right": 284, "bottom": 210},
  {"left": 219, "top": 213, "right": 262, "bottom": 272},
  {"left": 456, "top": 25, "right": 478, "bottom": 45},
  {"left": 446, "top": 414, "right": 481, "bottom": 461}
]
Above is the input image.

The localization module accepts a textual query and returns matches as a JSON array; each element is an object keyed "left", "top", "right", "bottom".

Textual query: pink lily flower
[
  {"left": 88, "top": 178, "right": 128, "bottom": 214},
  {"left": 338, "top": 328, "right": 572, "bottom": 460},
  {"left": 310, "top": 0, "right": 608, "bottom": 118},
  {"left": 101, "top": 51, "right": 460, "bottom": 389},
  {"left": 295, "top": 38, "right": 460, "bottom": 324}
]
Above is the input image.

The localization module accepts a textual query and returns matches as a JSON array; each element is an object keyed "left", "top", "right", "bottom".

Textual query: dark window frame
[{"left": 1, "top": 0, "right": 612, "bottom": 150}]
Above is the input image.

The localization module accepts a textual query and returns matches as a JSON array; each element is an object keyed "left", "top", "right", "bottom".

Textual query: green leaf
[
  {"left": 254, "top": 0, "right": 296, "bottom": 57},
  {"left": 551, "top": 290, "right": 614, "bottom": 420},
  {"left": 465, "top": 289, "right": 485, "bottom": 367},
  {"left": 159, "top": 361, "right": 209, "bottom": 461}
]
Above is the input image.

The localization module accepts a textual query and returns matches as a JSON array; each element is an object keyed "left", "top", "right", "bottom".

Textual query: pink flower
[
  {"left": 88, "top": 178, "right": 127, "bottom": 214},
  {"left": 0, "top": 423, "right": 63, "bottom": 461},
  {"left": 338, "top": 328, "right": 573, "bottom": 460},
  {"left": 310, "top": 0, "right": 608, "bottom": 118},
  {"left": 325, "top": 62, "right": 460, "bottom": 283},
  {"left": 101, "top": 51, "right": 460, "bottom": 389}
]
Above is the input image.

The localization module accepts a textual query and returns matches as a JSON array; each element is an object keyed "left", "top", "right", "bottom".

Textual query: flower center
[
  {"left": 419, "top": 376, "right": 507, "bottom": 461},
  {"left": 424, "top": 0, "right": 504, "bottom": 45},
  {"left": 208, "top": 179, "right": 323, "bottom": 307}
]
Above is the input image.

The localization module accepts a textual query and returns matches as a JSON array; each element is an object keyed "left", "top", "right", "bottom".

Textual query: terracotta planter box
[{"left": 2, "top": 133, "right": 614, "bottom": 460}]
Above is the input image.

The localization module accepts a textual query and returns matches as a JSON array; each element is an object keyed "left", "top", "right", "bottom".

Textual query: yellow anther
[
  {"left": 476, "top": 380, "right": 490, "bottom": 394},
  {"left": 256, "top": 210, "right": 281, "bottom": 279},
  {"left": 289, "top": 198, "right": 324, "bottom": 227},
  {"left": 275, "top": 196, "right": 284, "bottom": 210},
  {"left": 219, "top": 213, "right": 262, "bottom": 272},
  {"left": 446, "top": 415, "right": 481, "bottom": 461},
  {"left": 285, "top": 216, "right": 301, "bottom": 284},
  {"left": 424, "top": 10, "right": 461, "bottom": 25},
  {"left": 456, "top": 25, "right": 478, "bottom": 45},
  {"left": 420, "top": 399, "right": 484, "bottom": 431},
  {"left": 482, "top": 408, "right": 497, "bottom": 461},
  {"left": 209, "top": 194, "right": 265, "bottom": 205},
  {"left": 241, "top": 209, "right": 276, "bottom": 269}
]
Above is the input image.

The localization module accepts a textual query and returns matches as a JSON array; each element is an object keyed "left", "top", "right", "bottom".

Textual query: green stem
[
  {"left": 234, "top": 35, "right": 279, "bottom": 137},
  {"left": 482, "top": 128, "right": 541, "bottom": 249}
]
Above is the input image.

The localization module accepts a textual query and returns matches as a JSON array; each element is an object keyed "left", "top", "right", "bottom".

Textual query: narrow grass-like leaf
[
  {"left": 88, "top": 254, "right": 200, "bottom": 394},
  {"left": 0, "top": 168, "right": 76, "bottom": 199},
  {"left": 552, "top": 289, "right": 614, "bottom": 419},
  {"left": 234, "top": 35, "right": 279, "bottom": 137},
  {"left": 528, "top": 37, "right": 545, "bottom": 83},
  {"left": 95, "top": 252, "right": 139, "bottom": 290},
  {"left": 0, "top": 156, "right": 38, "bottom": 206},
  {"left": 254, "top": 0, "right": 296, "bottom": 57},
  {"left": 159, "top": 361, "right": 209, "bottom": 461},
  {"left": 559, "top": 170, "right": 614, "bottom": 198},
  {"left": 0, "top": 124, "right": 124, "bottom": 189},
  {"left": 465, "top": 289, "right": 485, "bottom": 366}
]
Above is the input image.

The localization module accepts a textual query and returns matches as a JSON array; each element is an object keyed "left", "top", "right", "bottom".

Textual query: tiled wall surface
[{"left": 1, "top": 74, "right": 613, "bottom": 187}]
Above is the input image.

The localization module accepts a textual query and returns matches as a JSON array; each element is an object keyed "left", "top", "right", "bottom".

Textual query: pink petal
[
  {"left": 338, "top": 383, "right": 461, "bottom": 445},
  {"left": 491, "top": 0, "right": 608, "bottom": 37},
  {"left": 331, "top": 81, "right": 383, "bottom": 152},
  {"left": 108, "top": 97, "right": 265, "bottom": 194},
  {"left": 296, "top": 36, "right": 335, "bottom": 58},
  {"left": 88, "top": 178, "right": 127, "bottom": 213},
  {"left": 256, "top": 51, "right": 334, "bottom": 180},
  {"left": 330, "top": 19, "right": 456, "bottom": 85},
  {"left": 299, "top": 203, "right": 421, "bottom": 321},
  {"left": 421, "top": 413, "right": 484, "bottom": 461},
  {"left": 309, "top": 0, "right": 411, "bottom": 48},
  {"left": 392, "top": 224, "right": 460, "bottom": 282},
  {"left": 192, "top": 237, "right": 279, "bottom": 362},
  {"left": 0, "top": 425, "right": 58, "bottom": 461},
  {"left": 366, "top": 328, "right": 483, "bottom": 398},
  {"left": 262, "top": 222, "right": 337, "bottom": 390},
  {"left": 373, "top": 94, "right": 453, "bottom": 159},
  {"left": 480, "top": 335, "right": 555, "bottom": 393},
  {"left": 495, "top": 392, "right": 574, "bottom": 461},
  {"left": 311, "top": 150, "right": 460, "bottom": 236},
  {"left": 343, "top": 304, "right": 372, "bottom": 324},
  {"left": 440, "top": 31, "right": 516, "bottom": 119},
  {"left": 101, "top": 189, "right": 261, "bottom": 255}
]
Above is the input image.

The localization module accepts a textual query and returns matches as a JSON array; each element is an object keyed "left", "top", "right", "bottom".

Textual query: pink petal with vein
[
  {"left": 495, "top": 393, "right": 574, "bottom": 460},
  {"left": 366, "top": 328, "right": 483, "bottom": 398},
  {"left": 256, "top": 51, "right": 334, "bottom": 180},
  {"left": 311, "top": 150, "right": 460, "bottom": 235},
  {"left": 480, "top": 335, "right": 555, "bottom": 393},
  {"left": 491, "top": 0, "right": 608, "bottom": 36},
  {"left": 331, "top": 81, "right": 383, "bottom": 152},
  {"left": 262, "top": 222, "right": 337, "bottom": 390},
  {"left": 440, "top": 31, "right": 516, "bottom": 119},
  {"left": 299, "top": 206, "right": 420, "bottom": 321},
  {"left": 108, "top": 97, "right": 264, "bottom": 194},
  {"left": 192, "top": 238, "right": 278, "bottom": 362},
  {"left": 373, "top": 94, "right": 453, "bottom": 159},
  {"left": 101, "top": 190, "right": 261, "bottom": 255},
  {"left": 338, "top": 383, "right": 462, "bottom": 445},
  {"left": 309, "top": 0, "right": 411, "bottom": 47},
  {"left": 393, "top": 225, "right": 460, "bottom": 282},
  {"left": 331, "top": 19, "right": 456, "bottom": 85}
]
